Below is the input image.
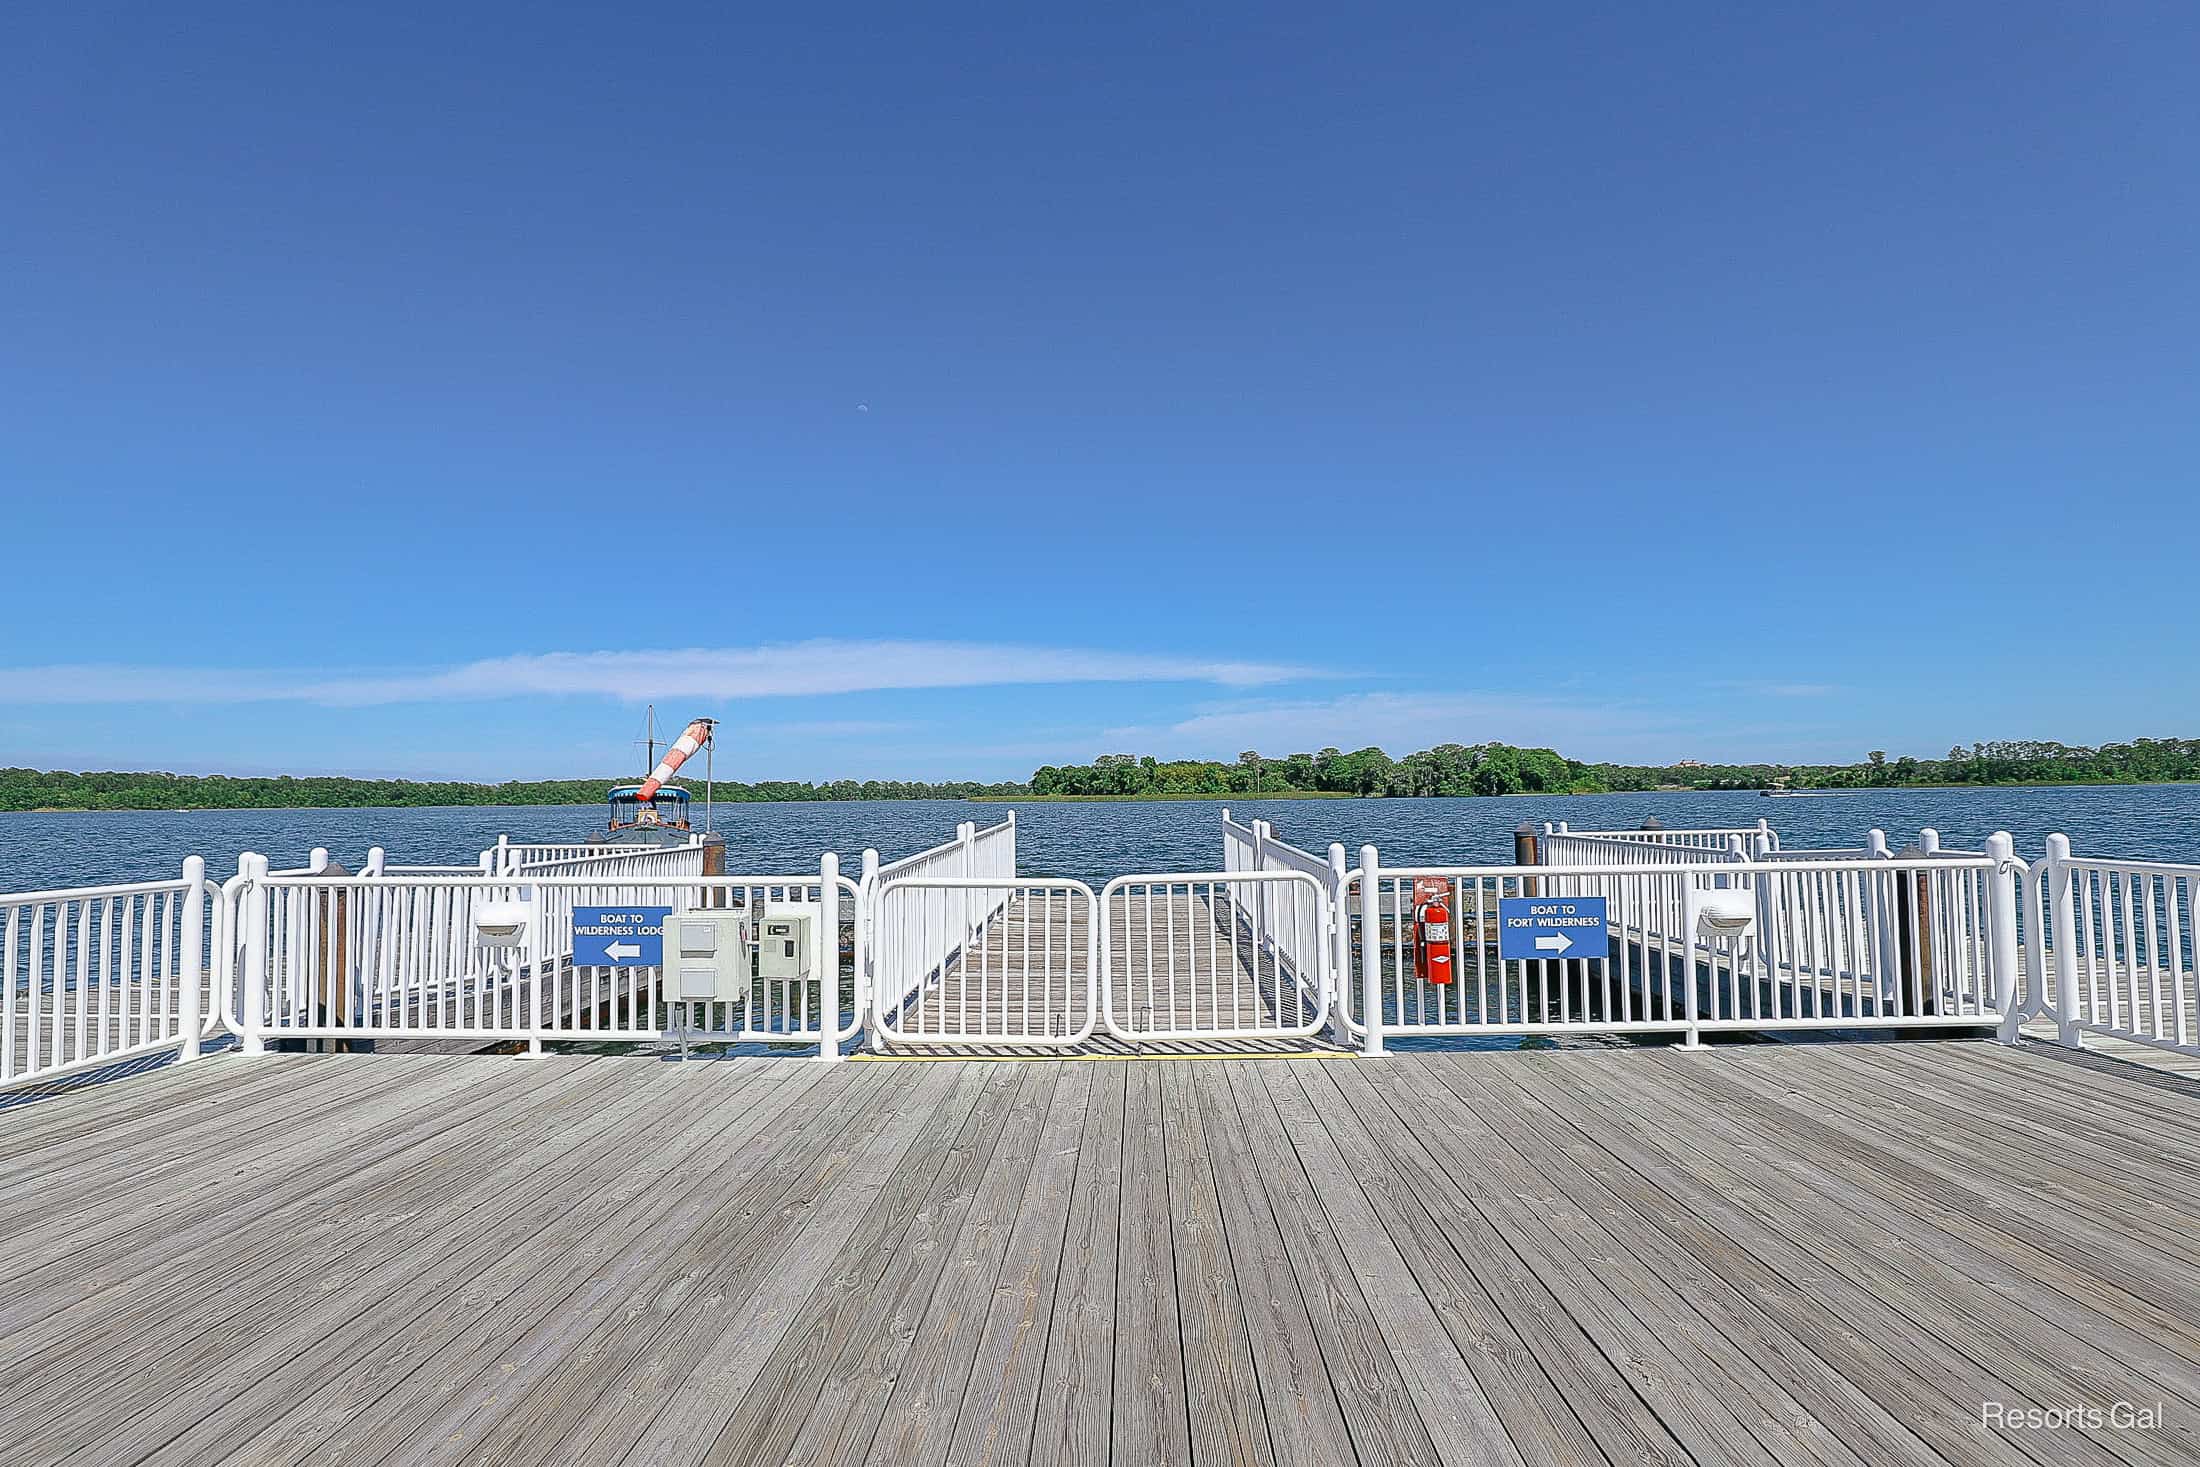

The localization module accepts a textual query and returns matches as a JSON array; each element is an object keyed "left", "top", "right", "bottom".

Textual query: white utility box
[
  {"left": 668, "top": 907, "right": 752, "bottom": 1004},
  {"left": 756, "top": 905, "right": 816, "bottom": 981}
]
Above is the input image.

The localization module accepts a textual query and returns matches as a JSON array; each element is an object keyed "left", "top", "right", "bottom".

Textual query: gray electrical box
[
  {"left": 668, "top": 907, "right": 751, "bottom": 1004},
  {"left": 756, "top": 907, "right": 815, "bottom": 980}
]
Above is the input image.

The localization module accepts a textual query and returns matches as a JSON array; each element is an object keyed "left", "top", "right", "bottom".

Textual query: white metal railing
[
  {"left": 872, "top": 877, "right": 1096, "bottom": 1046},
  {"left": 493, "top": 838, "right": 633, "bottom": 872},
  {"left": 509, "top": 843, "right": 711, "bottom": 968},
  {"left": 2029, "top": 836, "right": 2200, "bottom": 1057},
  {"left": 1102, "top": 871, "right": 1330, "bottom": 1041},
  {"left": 2, "top": 860, "right": 218, "bottom": 1090},
  {"left": 226, "top": 860, "right": 858, "bottom": 1057},
  {"left": 1540, "top": 829, "right": 1748, "bottom": 868},
  {"left": 1222, "top": 810, "right": 1347, "bottom": 1035},
  {"left": 1344, "top": 840, "right": 2021, "bottom": 1053},
  {"left": 862, "top": 814, "right": 1016, "bottom": 1036},
  {"left": 1544, "top": 819, "right": 1777, "bottom": 852}
]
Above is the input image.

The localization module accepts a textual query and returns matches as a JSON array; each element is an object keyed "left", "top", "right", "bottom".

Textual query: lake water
[{"left": 6, "top": 784, "right": 2200, "bottom": 894}]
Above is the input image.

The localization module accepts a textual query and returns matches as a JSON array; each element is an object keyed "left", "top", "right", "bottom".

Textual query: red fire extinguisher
[{"left": 1413, "top": 895, "right": 1454, "bottom": 985}]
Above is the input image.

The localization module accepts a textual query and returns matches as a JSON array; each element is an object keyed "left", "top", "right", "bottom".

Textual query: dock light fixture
[
  {"left": 474, "top": 898, "right": 533, "bottom": 949},
  {"left": 1686, "top": 884, "right": 1758, "bottom": 942}
]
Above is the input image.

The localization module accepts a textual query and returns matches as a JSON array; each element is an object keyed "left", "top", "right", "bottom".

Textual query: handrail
[{"left": 2, "top": 859, "right": 215, "bottom": 1091}]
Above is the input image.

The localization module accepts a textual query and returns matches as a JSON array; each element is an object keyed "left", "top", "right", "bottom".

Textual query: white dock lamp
[
  {"left": 475, "top": 897, "right": 534, "bottom": 950},
  {"left": 1686, "top": 883, "right": 1757, "bottom": 948}
]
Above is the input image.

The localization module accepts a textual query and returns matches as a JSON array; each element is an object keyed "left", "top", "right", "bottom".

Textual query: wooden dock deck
[{"left": 6, "top": 1041, "right": 2198, "bottom": 1464}]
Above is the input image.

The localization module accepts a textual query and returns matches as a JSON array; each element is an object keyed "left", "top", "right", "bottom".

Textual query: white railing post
[
  {"left": 177, "top": 856, "right": 206, "bottom": 1063},
  {"left": 1985, "top": 833, "right": 2021, "bottom": 1043},
  {"left": 1918, "top": 828, "right": 1941, "bottom": 856},
  {"left": 1327, "top": 841, "right": 1351, "bottom": 1045},
  {"left": 1866, "top": 830, "right": 1900, "bottom": 996},
  {"left": 525, "top": 882, "right": 544, "bottom": 1055},
  {"left": 958, "top": 822, "right": 976, "bottom": 943},
  {"left": 1358, "top": 844, "right": 1384, "bottom": 1057},
  {"left": 2045, "top": 834, "right": 2080, "bottom": 1047},
  {"left": 1252, "top": 820, "right": 1270, "bottom": 959},
  {"left": 860, "top": 849, "right": 880, "bottom": 1046},
  {"left": 240, "top": 853, "right": 268, "bottom": 1055},
  {"left": 816, "top": 853, "right": 842, "bottom": 1062},
  {"left": 496, "top": 834, "right": 512, "bottom": 876},
  {"left": 365, "top": 847, "right": 387, "bottom": 877}
]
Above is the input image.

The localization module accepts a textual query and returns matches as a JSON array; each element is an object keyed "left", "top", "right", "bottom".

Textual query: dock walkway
[
  {"left": 6, "top": 1041, "right": 2197, "bottom": 1464},
  {"left": 889, "top": 886, "right": 1329, "bottom": 1052}
]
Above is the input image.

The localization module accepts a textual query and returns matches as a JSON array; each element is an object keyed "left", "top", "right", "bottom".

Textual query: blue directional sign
[
  {"left": 1498, "top": 895, "right": 1607, "bottom": 961},
  {"left": 572, "top": 906, "right": 670, "bottom": 967}
]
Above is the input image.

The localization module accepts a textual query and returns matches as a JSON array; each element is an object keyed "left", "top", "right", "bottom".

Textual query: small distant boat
[
  {"left": 601, "top": 708, "right": 725, "bottom": 854},
  {"left": 1760, "top": 788, "right": 1840, "bottom": 797}
]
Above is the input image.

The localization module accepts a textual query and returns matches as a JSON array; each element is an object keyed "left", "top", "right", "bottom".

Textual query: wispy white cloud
[{"left": 0, "top": 640, "right": 1316, "bottom": 707}]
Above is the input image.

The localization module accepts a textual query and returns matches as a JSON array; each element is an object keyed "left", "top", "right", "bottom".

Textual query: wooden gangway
[
  {"left": 6, "top": 1040, "right": 2198, "bottom": 1464},
  {"left": 885, "top": 885, "right": 1331, "bottom": 1052}
]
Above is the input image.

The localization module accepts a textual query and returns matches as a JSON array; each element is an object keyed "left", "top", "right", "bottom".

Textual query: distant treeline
[
  {"left": 1033, "top": 738, "right": 2200, "bottom": 798},
  {"left": 7, "top": 737, "right": 2200, "bottom": 812},
  {"left": 1601, "top": 739, "right": 2200, "bottom": 792},
  {"left": 0, "top": 769, "right": 1024, "bottom": 813}
]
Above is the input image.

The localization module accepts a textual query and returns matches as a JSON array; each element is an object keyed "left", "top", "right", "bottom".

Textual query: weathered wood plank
[
  {"left": 328, "top": 1063, "right": 871, "bottom": 1467},
  {"left": 938, "top": 1063, "right": 1090, "bottom": 1467},
  {"left": 52, "top": 1059, "right": 800, "bottom": 1467},
  {"left": 1028, "top": 1062, "right": 1126, "bottom": 1467},
  {"left": 1491, "top": 1052, "right": 2166, "bottom": 1467},
  {"left": 1188, "top": 1062, "right": 1359, "bottom": 1467},
  {"left": 1159, "top": 1061, "right": 1276, "bottom": 1467},
  {"left": 605, "top": 1062, "right": 966, "bottom": 1467},
  {"left": 1224, "top": 1061, "right": 1440, "bottom": 1467},
  {"left": 1314, "top": 1058, "right": 1685, "bottom": 1467},
  {"left": 1112, "top": 1063, "right": 1192, "bottom": 1467}
]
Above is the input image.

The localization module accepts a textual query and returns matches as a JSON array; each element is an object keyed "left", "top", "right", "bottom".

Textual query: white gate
[
  {"left": 871, "top": 878, "right": 1098, "bottom": 1046},
  {"left": 1101, "top": 871, "right": 1332, "bottom": 1042}
]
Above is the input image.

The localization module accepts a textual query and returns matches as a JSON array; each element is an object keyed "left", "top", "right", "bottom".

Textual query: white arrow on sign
[
  {"left": 1534, "top": 933, "right": 1574, "bottom": 955},
  {"left": 605, "top": 941, "right": 642, "bottom": 962}
]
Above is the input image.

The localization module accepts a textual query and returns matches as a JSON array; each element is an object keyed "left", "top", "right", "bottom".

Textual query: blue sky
[{"left": 2, "top": 3, "right": 2195, "bottom": 782}]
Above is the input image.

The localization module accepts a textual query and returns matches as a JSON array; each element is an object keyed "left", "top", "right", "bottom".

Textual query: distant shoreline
[{"left": 8, "top": 779, "right": 2199, "bottom": 815}]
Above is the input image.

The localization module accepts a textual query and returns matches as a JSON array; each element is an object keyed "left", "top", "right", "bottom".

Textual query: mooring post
[
  {"left": 240, "top": 853, "right": 268, "bottom": 1055},
  {"left": 177, "top": 856, "right": 206, "bottom": 1065},
  {"left": 816, "top": 852, "right": 842, "bottom": 1062},
  {"left": 1358, "top": 844, "right": 1384, "bottom": 1057},
  {"left": 2045, "top": 834, "right": 2080, "bottom": 1047},
  {"left": 1985, "top": 833, "right": 2021, "bottom": 1043},
  {"left": 1514, "top": 821, "right": 1538, "bottom": 899}
]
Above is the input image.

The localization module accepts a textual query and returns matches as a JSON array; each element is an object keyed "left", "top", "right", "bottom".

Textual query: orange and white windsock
[{"left": 638, "top": 718, "right": 714, "bottom": 801}]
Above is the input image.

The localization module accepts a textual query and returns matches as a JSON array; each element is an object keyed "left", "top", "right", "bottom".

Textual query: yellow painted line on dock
[{"left": 848, "top": 1048, "right": 1348, "bottom": 1063}]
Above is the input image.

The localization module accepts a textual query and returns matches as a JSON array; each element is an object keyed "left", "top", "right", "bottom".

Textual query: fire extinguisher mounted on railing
[{"left": 1411, "top": 876, "right": 1454, "bottom": 986}]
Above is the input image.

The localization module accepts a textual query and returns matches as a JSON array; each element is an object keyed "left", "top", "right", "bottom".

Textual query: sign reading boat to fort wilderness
[
  {"left": 1498, "top": 896, "right": 1607, "bottom": 961},
  {"left": 573, "top": 907, "right": 670, "bottom": 966}
]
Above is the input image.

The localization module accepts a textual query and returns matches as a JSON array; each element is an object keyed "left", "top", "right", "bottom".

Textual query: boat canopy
[
  {"left": 607, "top": 784, "right": 692, "bottom": 829},
  {"left": 608, "top": 784, "right": 689, "bottom": 804}
]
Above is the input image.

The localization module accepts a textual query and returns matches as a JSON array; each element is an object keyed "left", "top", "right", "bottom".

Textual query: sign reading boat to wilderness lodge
[
  {"left": 573, "top": 907, "right": 670, "bottom": 966},
  {"left": 1498, "top": 896, "right": 1607, "bottom": 961}
]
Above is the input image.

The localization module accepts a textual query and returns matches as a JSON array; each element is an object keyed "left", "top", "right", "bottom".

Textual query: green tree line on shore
[
  {"left": 7, "top": 737, "right": 2200, "bottom": 812},
  {"left": 0, "top": 768, "right": 1025, "bottom": 812}
]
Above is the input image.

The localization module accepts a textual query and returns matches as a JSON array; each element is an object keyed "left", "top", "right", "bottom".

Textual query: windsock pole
[{"left": 638, "top": 718, "right": 714, "bottom": 801}]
